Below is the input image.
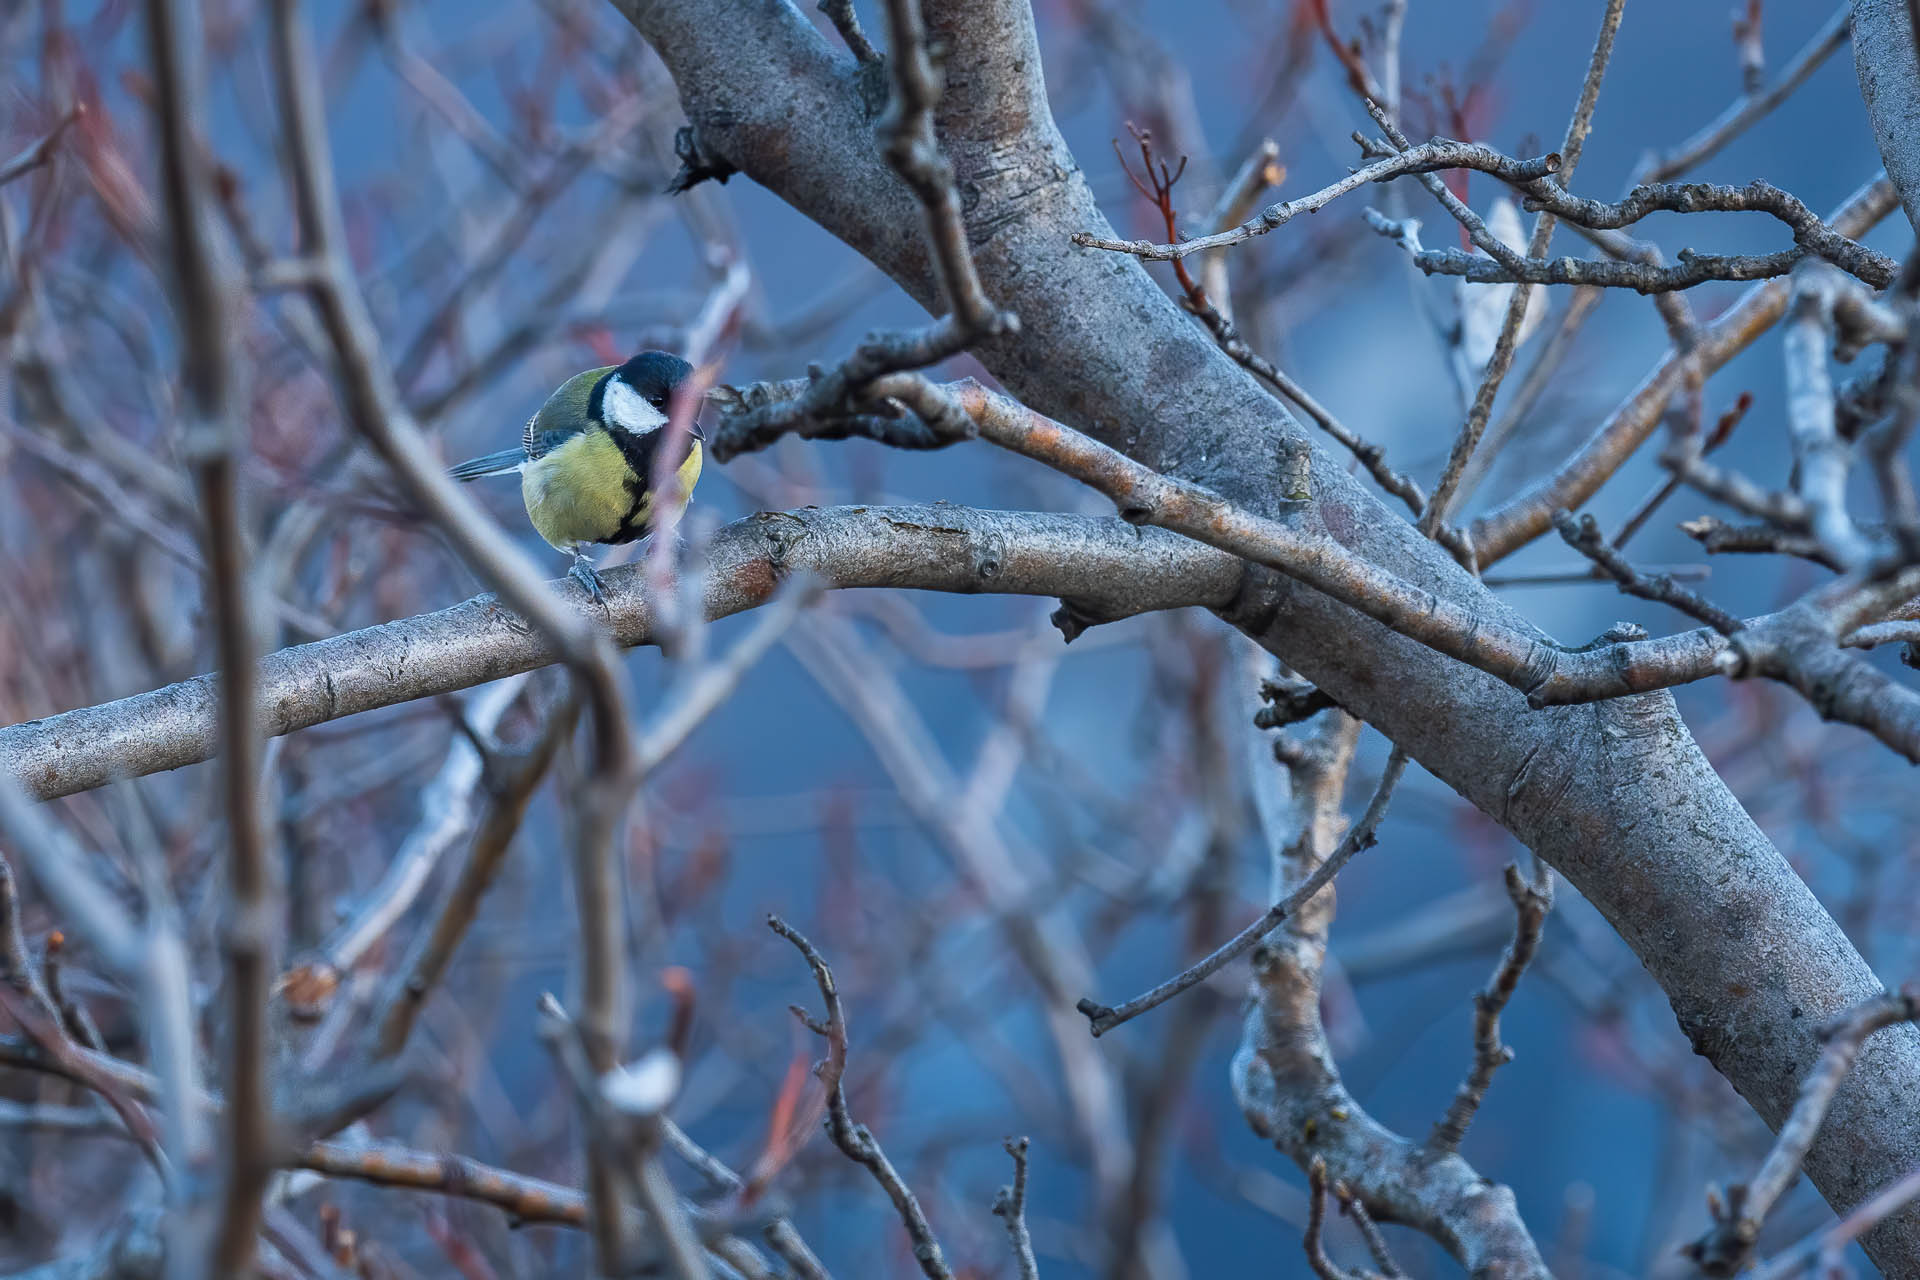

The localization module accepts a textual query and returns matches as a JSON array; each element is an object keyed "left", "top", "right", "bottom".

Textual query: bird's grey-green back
[{"left": 521, "top": 364, "right": 614, "bottom": 460}]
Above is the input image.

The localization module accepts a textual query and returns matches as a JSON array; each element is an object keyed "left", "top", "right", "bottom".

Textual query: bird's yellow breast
[
  {"left": 520, "top": 429, "right": 703, "bottom": 551},
  {"left": 522, "top": 429, "right": 631, "bottom": 550}
]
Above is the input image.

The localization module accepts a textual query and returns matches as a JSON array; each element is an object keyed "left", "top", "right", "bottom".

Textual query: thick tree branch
[
  {"left": 1234, "top": 716, "right": 1547, "bottom": 1276},
  {"left": 0, "top": 507, "right": 1241, "bottom": 800},
  {"left": 1850, "top": 0, "right": 1920, "bottom": 231}
]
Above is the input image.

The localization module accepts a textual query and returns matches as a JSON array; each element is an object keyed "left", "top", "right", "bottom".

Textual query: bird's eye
[{"left": 649, "top": 394, "right": 667, "bottom": 409}]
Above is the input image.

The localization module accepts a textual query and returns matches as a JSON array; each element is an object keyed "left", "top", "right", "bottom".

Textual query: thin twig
[
  {"left": 1556, "top": 510, "right": 1746, "bottom": 634},
  {"left": 0, "top": 106, "right": 82, "bottom": 188},
  {"left": 991, "top": 1137, "right": 1039, "bottom": 1280},
  {"left": 0, "top": 853, "right": 56, "bottom": 1022},
  {"left": 770, "top": 916, "right": 954, "bottom": 1280},
  {"left": 1428, "top": 864, "right": 1553, "bottom": 1153},
  {"left": 1686, "top": 985, "right": 1920, "bottom": 1276},
  {"left": 297, "top": 1138, "right": 589, "bottom": 1225},
  {"left": 1784, "top": 265, "right": 1873, "bottom": 569},
  {"left": 1639, "top": 7, "right": 1853, "bottom": 183},
  {"left": 660, "top": 1119, "right": 833, "bottom": 1280},
  {"left": 1420, "top": 0, "right": 1627, "bottom": 538},
  {"left": 1074, "top": 141, "right": 1562, "bottom": 261},
  {"left": 1750, "top": 1163, "right": 1920, "bottom": 1280},
  {"left": 1332, "top": 1181, "right": 1405, "bottom": 1278},
  {"left": 144, "top": 0, "right": 278, "bottom": 1258},
  {"left": 369, "top": 692, "right": 579, "bottom": 1059},
  {"left": 1304, "top": 1158, "right": 1379, "bottom": 1280},
  {"left": 1611, "top": 392, "right": 1753, "bottom": 550},
  {"left": 818, "top": 0, "right": 879, "bottom": 62},
  {"left": 1076, "top": 747, "right": 1408, "bottom": 1036}
]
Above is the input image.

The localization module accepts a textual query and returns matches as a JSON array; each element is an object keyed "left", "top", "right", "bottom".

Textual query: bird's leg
[{"left": 566, "top": 546, "right": 608, "bottom": 611}]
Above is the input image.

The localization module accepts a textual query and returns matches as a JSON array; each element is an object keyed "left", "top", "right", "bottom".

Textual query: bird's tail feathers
[{"left": 447, "top": 449, "right": 525, "bottom": 481}]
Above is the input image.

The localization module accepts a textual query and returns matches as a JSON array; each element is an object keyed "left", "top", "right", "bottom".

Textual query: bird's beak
[{"left": 689, "top": 414, "right": 706, "bottom": 442}]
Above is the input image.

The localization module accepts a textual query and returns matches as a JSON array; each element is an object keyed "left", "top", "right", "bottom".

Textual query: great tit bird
[{"left": 448, "top": 350, "right": 703, "bottom": 602}]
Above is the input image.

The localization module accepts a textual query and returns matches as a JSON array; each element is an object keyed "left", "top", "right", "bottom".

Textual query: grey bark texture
[
  {"left": 616, "top": 0, "right": 1920, "bottom": 1267},
  {"left": 1851, "top": 0, "right": 1920, "bottom": 233},
  {"left": 0, "top": 506, "right": 1237, "bottom": 799}
]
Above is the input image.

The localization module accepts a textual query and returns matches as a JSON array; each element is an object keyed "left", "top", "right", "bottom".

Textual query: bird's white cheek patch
[{"left": 602, "top": 378, "right": 666, "bottom": 434}]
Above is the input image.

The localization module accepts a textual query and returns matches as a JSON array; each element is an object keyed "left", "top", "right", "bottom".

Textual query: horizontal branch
[
  {"left": 0, "top": 506, "right": 1241, "bottom": 800},
  {"left": 1073, "top": 139, "right": 1560, "bottom": 261},
  {"left": 1383, "top": 239, "right": 1804, "bottom": 294},
  {"left": 1525, "top": 179, "right": 1898, "bottom": 287}
]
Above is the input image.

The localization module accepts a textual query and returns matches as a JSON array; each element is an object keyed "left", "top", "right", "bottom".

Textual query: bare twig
[
  {"left": 42, "top": 933, "right": 105, "bottom": 1052},
  {"left": 1784, "top": 265, "right": 1873, "bottom": 569},
  {"left": 661, "top": 1119, "right": 833, "bottom": 1280},
  {"left": 0, "top": 853, "right": 56, "bottom": 1022},
  {"left": 1304, "top": 1158, "right": 1380, "bottom": 1280},
  {"left": 1612, "top": 392, "right": 1754, "bottom": 550},
  {"left": 1332, "top": 1181, "right": 1405, "bottom": 1278},
  {"left": 1556, "top": 511, "right": 1747, "bottom": 633},
  {"left": 818, "top": 0, "right": 879, "bottom": 63},
  {"left": 1686, "top": 985, "right": 1920, "bottom": 1275},
  {"left": 1380, "top": 240, "right": 1810, "bottom": 293},
  {"left": 368, "top": 692, "right": 579, "bottom": 1059},
  {"left": 296, "top": 1138, "right": 590, "bottom": 1226},
  {"left": 991, "top": 1137, "right": 1039, "bottom": 1280},
  {"left": 146, "top": 0, "right": 276, "bottom": 1267},
  {"left": 1074, "top": 141, "right": 1562, "bottom": 260},
  {"left": 1639, "top": 7, "right": 1851, "bottom": 183},
  {"left": 1076, "top": 747, "right": 1407, "bottom": 1035},
  {"left": 1750, "top": 1163, "right": 1920, "bottom": 1280},
  {"left": 0, "top": 106, "right": 82, "bottom": 189},
  {"left": 1680, "top": 514, "right": 1839, "bottom": 569},
  {"left": 1428, "top": 864, "right": 1553, "bottom": 1153},
  {"left": 770, "top": 916, "right": 954, "bottom": 1280},
  {"left": 1420, "top": 0, "right": 1627, "bottom": 538}
]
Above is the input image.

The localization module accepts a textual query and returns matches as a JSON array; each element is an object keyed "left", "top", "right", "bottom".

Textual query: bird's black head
[{"left": 590, "top": 350, "right": 696, "bottom": 435}]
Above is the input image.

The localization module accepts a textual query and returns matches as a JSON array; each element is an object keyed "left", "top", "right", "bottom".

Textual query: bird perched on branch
[{"left": 448, "top": 350, "right": 703, "bottom": 603}]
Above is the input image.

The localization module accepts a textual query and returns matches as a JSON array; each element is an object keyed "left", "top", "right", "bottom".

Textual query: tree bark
[
  {"left": 0, "top": 506, "right": 1237, "bottom": 799},
  {"left": 615, "top": 1, "right": 1920, "bottom": 1267},
  {"left": 1851, "top": 0, "right": 1920, "bottom": 233}
]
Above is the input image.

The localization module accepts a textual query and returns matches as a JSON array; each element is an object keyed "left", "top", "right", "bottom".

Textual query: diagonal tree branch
[{"left": 1850, "top": 0, "right": 1920, "bottom": 232}]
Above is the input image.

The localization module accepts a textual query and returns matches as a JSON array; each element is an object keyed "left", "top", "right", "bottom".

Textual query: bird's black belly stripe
[{"left": 604, "top": 427, "right": 689, "bottom": 544}]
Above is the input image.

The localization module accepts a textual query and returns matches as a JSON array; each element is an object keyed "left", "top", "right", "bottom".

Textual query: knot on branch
[
  {"left": 1684, "top": 1183, "right": 1760, "bottom": 1277},
  {"left": 1256, "top": 676, "right": 1338, "bottom": 730},
  {"left": 665, "top": 125, "right": 737, "bottom": 195}
]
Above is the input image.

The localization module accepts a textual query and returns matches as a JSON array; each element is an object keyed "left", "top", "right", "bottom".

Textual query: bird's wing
[
  {"left": 523, "top": 365, "right": 616, "bottom": 460},
  {"left": 523, "top": 417, "right": 579, "bottom": 462}
]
